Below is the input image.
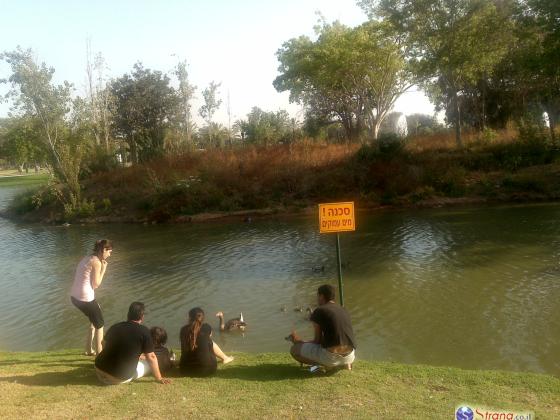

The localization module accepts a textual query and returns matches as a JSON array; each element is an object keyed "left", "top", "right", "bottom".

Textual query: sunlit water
[{"left": 1, "top": 185, "right": 560, "bottom": 375}]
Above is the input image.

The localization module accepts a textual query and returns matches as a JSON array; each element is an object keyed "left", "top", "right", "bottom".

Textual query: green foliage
[
  {"left": 355, "top": 134, "right": 406, "bottom": 164},
  {"left": 10, "top": 182, "right": 59, "bottom": 215},
  {"left": 199, "top": 81, "right": 222, "bottom": 124},
  {"left": 0, "top": 117, "right": 46, "bottom": 169},
  {"left": 274, "top": 20, "right": 411, "bottom": 140},
  {"left": 173, "top": 60, "right": 197, "bottom": 147},
  {"left": 198, "top": 122, "right": 230, "bottom": 148},
  {"left": 436, "top": 166, "right": 467, "bottom": 197},
  {"left": 198, "top": 81, "right": 223, "bottom": 147},
  {"left": 234, "top": 107, "right": 292, "bottom": 145},
  {"left": 361, "top": 0, "right": 514, "bottom": 146},
  {"left": 1, "top": 47, "right": 87, "bottom": 208},
  {"left": 63, "top": 198, "right": 96, "bottom": 220},
  {"left": 79, "top": 145, "right": 120, "bottom": 178},
  {"left": 406, "top": 114, "right": 443, "bottom": 136},
  {"left": 478, "top": 128, "right": 499, "bottom": 144},
  {"left": 110, "top": 63, "right": 179, "bottom": 163}
]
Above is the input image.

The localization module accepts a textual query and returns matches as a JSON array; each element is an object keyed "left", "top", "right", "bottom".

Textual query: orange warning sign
[{"left": 319, "top": 202, "right": 355, "bottom": 233}]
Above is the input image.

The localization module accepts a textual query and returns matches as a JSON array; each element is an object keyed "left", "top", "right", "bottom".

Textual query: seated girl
[
  {"left": 150, "top": 326, "right": 175, "bottom": 374},
  {"left": 179, "top": 307, "right": 234, "bottom": 377}
]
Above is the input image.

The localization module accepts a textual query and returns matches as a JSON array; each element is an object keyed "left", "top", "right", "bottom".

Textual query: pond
[{"left": 1, "top": 185, "right": 559, "bottom": 375}]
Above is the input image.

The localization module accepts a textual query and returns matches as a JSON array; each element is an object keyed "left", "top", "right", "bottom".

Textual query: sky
[{"left": 0, "top": 0, "right": 435, "bottom": 126}]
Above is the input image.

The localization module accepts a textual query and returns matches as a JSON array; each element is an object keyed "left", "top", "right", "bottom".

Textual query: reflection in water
[{"left": 1, "top": 186, "right": 560, "bottom": 375}]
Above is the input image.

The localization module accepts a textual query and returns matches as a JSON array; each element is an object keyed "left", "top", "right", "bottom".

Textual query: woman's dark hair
[
  {"left": 93, "top": 239, "right": 112, "bottom": 261},
  {"left": 150, "top": 326, "right": 168, "bottom": 347},
  {"left": 182, "top": 307, "right": 205, "bottom": 352},
  {"left": 127, "top": 301, "right": 145, "bottom": 321},
  {"left": 318, "top": 284, "right": 336, "bottom": 302}
]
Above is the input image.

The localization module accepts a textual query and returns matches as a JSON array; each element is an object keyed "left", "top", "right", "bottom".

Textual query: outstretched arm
[
  {"left": 145, "top": 352, "right": 171, "bottom": 384},
  {"left": 288, "top": 323, "right": 321, "bottom": 344}
]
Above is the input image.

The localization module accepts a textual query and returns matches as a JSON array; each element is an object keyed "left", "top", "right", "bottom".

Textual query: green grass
[
  {"left": 0, "top": 350, "right": 558, "bottom": 419},
  {"left": 0, "top": 173, "right": 49, "bottom": 187}
]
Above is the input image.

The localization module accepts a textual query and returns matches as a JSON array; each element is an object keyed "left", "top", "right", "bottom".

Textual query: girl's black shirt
[{"left": 179, "top": 323, "right": 217, "bottom": 376}]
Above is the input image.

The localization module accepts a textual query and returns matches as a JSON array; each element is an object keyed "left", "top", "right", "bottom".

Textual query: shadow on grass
[
  {"left": 0, "top": 361, "right": 92, "bottom": 369},
  {"left": 216, "top": 363, "right": 316, "bottom": 381},
  {"left": 0, "top": 366, "right": 102, "bottom": 387}
]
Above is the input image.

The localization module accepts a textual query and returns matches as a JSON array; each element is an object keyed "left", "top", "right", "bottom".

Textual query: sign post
[
  {"left": 318, "top": 202, "right": 355, "bottom": 307},
  {"left": 335, "top": 232, "right": 344, "bottom": 306}
]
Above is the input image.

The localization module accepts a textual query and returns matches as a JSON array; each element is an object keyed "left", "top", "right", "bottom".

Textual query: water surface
[{"left": 1, "top": 185, "right": 559, "bottom": 375}]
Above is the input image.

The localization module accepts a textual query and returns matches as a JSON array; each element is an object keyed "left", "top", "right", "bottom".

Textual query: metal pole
[{"left": 336, "top": 233, "right": 344, "bottom": 306}]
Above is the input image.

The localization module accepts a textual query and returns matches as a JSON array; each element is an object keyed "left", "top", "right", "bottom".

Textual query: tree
[
  {"left": 199, "top": 81, "right": 222, "bottom": 147},
  {"left": 1, "top": 47, "right": 86, "bottom": 207},
  {"left": 524, "top": 0, "right": 560, "bottom": 139},
  {"left": 0, "top": 117, "right": 45, "bottom": 172},
  {"left": 174, "top": 60, "right": 197, "bottom": 147},
  {"left": 234, "top": 107, "right": 292, "bottom": 145},
  {"left": 360, "top": 0, "right": 515, "bottom": 146},
  {"left": 198, "top": 122, "right": 229, "bottom": 148},
  {"left": 85, "top": 40, "right": 113, "bottom": 151},
  {"left": 406, "top": 113, "right": 442, "bottom": 136},
  {"left": 274, "top": 20, "right": 412, "bottom": 141},
  {"left": 110, "top": 63, "right": 179, "bottom": 163}
]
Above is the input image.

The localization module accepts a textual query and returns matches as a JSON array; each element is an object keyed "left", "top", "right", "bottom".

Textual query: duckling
[
  {"left": 294, "top": 306, "right": 304, "bottom": 312},
  {"left": 216, "top": 311, "right": 247, "bottom": 332},
  {"left": 280, "top": 305, "right": 287, "bottom": 313},
  {"left": 312, "top": 266, "right": 325, "bottom": 273}
]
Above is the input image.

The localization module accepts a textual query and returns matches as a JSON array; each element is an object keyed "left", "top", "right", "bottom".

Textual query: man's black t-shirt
[
  {"left": 95, "top": 321, "right": 154, "bottom": 380},
  {"left": 179, "top": 323, "right": 217, "bottom": 376},
  {"left": 310, "top": 302, "right": 356, "bottom": 349}
]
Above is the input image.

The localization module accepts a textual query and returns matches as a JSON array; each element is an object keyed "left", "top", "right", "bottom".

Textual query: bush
[
  {"left": 79, "top": 147, "right": 120, "bottom": 179},
  {"left": 478, "top": 128, "right": 498, "bottom": 144},
  {"left": 63, "top": 199, "right": 96, "bottom": 220},
  {"left": 355, "top": 135, "right": 406, "bottom": 165}
]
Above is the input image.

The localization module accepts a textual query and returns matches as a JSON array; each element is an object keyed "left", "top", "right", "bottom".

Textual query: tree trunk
[
  {"left": 129, "top": 137, "right": 138, "bottom": 165},
  {"left": 544, "top": 104, "right": 557, "bottom": 142},
  {"left": 372, "top": 120, "right": 380, "bottom": 141},
  {"left": 454, "top": 90, "right": 463, "bottom": 148},
  {"left": 549, "top": 114, "right": 556, "bottom": 142}
]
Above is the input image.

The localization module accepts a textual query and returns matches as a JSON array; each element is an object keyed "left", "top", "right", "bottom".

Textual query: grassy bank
[
  {"left": 0, "top": 350, "right": 558, "bottom": 419},
  {"left": 7, "top": 129, "right": 560, "bottom": 223},
  {"left": 0, "top": 173, "right": 49, "bottom": 187}
]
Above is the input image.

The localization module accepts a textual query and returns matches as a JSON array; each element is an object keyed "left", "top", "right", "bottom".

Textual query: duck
[{"left": 216, "top": 311, "right": 247, "bottom": 332}]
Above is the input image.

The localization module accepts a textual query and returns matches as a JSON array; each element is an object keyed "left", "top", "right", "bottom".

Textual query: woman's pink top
[{"left": 70, "top": 256, "right": 96, "bottom": 302}]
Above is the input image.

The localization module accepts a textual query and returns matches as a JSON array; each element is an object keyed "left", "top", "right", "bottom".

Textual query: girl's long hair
[
  {"left": 93, "top": 239, "right": 112, "bottom": 261},
  {"left": 183, "top": 307, "right": 205, "bottom": 351}
]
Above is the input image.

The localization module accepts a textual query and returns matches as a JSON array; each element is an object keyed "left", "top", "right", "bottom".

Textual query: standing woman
[
  {"left": 70, "top": 239, "right": 113, "bottom": 355},
  {"left": 179, "top": 307, "right": 233, "bottom": 377}
]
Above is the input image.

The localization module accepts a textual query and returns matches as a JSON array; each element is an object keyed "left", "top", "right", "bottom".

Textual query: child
[{"left": 150, "top": 326, "right": 175, "bottom": 373}]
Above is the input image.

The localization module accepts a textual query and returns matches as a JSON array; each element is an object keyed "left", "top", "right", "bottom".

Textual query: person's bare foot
[
  {"left": 84, "top": 351, "right": 96, "bottom": 356},
  {"left": 222, "top": 356, "right": 234, "bottom": 364}
]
